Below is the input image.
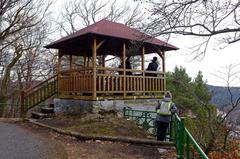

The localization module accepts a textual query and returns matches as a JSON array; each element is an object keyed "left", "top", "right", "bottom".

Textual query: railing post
[
  {"left": 143, "top": 112, "right": 148, "bottom": 130},
  {"left": 123, "top": 107, "right": 126, "bottom": 117},
  {"left": 178, "top": 117, "right": 185, "bottom": 159},
  {"left": 186, "top": 134, "right": 190, "bottom": 159},
  {"left": 20, "top": 91, "right": 25, "bottom": 117},
  {"left": 170, "top": 114, "right": 174, "bottom": 141}
]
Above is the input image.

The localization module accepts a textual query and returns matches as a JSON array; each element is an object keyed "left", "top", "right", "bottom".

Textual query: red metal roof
[{"left": 45, "top": 19, "right": 178, "bottom": 50}]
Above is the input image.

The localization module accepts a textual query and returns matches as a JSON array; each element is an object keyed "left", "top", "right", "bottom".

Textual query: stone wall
[
  {"left": 54, "top": 98, "right": 159, "bottom": 115},
  {"left": 54, "top": 99, "right": 93, "bottom": 115}
]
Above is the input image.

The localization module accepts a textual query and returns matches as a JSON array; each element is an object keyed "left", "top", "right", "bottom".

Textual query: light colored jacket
[{"left": 155, "top": 97, "right": 177, "bottom": 123}]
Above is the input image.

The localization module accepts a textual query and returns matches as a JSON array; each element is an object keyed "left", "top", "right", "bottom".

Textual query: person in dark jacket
[
  {"left": 155, "top": 91, "right": 177, "bottom": 141},
  {"left": 119, "top": 57, "right": 132, "bottom": 75},
  {"left": 125, "top": 57, "right": 132, "bottom": 75},
  {"left": 146, "top": 56, "right": 158, "bottom": 76}
]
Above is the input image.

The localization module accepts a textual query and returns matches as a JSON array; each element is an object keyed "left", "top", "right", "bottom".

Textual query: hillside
[
  {"left": 208, "top": 85, "right": 240, "bottom": 124},
  {"left": 208, "top": 85, "right": 240, "bottom": 108}
]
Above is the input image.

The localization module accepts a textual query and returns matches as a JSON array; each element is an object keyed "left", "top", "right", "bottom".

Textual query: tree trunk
[
  {"left": 205, "top": 136, "right": 216, "bottom": 154},
  {"left": 223, "top": 129, "right": 230, "bottom": 150},
  {"left": 0, "top": 52, "right": 22, "bottom": 116},
  {"left": 0, "top": 99, "right": 7, "bottom": 117}
]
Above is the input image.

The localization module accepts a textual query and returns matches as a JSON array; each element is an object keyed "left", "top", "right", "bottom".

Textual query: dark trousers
[{"left": 156, "top": 121, "right": 169, "bottom": 141}]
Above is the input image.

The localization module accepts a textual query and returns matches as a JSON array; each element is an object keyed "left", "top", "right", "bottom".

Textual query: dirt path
[{"left": 20, "top": 121, "right": 177, "bottom": 159}]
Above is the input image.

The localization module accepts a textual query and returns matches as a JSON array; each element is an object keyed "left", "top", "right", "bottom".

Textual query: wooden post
[
  {"left": 87, "top": 57, "right": 90, "bottom": 68},
  {"left": 123, "top": 43, "right": 126, "bottom": 97},
  {"left": 162, "top": 50, "right": 166, "bottom": 92},
  {"left": 92, "top": 37, "right": 97, "bottom": 100},
  {"left": 83, "top": 54, "right": 86, "bottom": 74},
  {"left": 69, "top": 55, "right": 73, "bottom": 70},
  {"left": 84, "top": 54, "right": 86, "bottom": 68},
  {"left": 57, "top": 50, "right": 62, "bottom": 96},
  {"left": 162, "top": 50, "right": 165, "bottom": 72},
  {"left": 142, "top": 46, "right": 145, "bottom": 96},
  {"left": 102, "top": 55, "right": 105, "bottom": 74}
]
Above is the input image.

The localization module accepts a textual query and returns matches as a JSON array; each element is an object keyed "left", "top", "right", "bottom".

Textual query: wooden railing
[
  {"left": 58, "top": 67, "right": 165, "bottom": 99},
  {"left": 96, "top": 67, "right": 165, "bottom": 94},
  {"left": 96, "top": 74, "right": 164, "bottom": 92},
  {"left": 58, "top": 68, "right": 93, "bottom": 95},
  {"left": 59, "top": 74, "right": 93, "bottom": 93},
  {"left": 20, "top": 75, "right": 58, "bottom": 116}
]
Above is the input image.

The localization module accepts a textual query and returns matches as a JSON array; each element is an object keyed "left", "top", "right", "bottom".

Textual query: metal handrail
[
  {"left": 123, "top": 107, "right": 209, "bottom": 159},
  {"left": 170, "top": 113, "right": 209, "bottom": 159},
  {"left": 185, "top": 128, "right": 209, "bottom": 159}
]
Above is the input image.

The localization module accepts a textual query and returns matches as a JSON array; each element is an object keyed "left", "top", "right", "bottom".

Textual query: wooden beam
[
  {"left": 162, "top": 50, "right": 166, "bottom": 92},
  {"left": 102, "top": 55, "right": 105, "bottom": 74},
  {"left": 141, "top": 46, "right": 145, "bottom": 71},
  {"left": 153, "top": 46, "right": 163, "bottom": 59},
  {"left": 92, "top": 37, "right": 97, "bottom": 100},
  {"left": 70, "top": 55, "right": 73, "bottom": 70},
  {"left": 102, "top": 55, "right": 105, "bottom": 67},
  {"left": 123, "top": 43, "right": 126, "bottom": 97},
  {"left": 84, "top": 54, "right": 86, "bottom": 68},
  {"left": 58, "top": 53, "right": 62, "bottom": 73},
  {"left": 57, "top": 50, "right": 62, "bottom": 96},
  {"left": 142, "top": 46, "right": 145, "bottom": 96},
  {"left": 162, "top": 50, "right": 165, "bottom": 72},
  {"left": 87, "top": 57, "right": 90, "bottom": 68},
  {"left": 96, "top": 40, "right": 105, "bottom": 50}
]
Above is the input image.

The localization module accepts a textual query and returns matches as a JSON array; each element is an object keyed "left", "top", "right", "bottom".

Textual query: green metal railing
[
  {"left": 123, "top": 107, "right": 209, "bottom": 159},
  {"left": 172, "top": 114, "right": 209, "bottom": 159},
  {"left": 123, "top": 107, "right": 156, "bottom": 135}
]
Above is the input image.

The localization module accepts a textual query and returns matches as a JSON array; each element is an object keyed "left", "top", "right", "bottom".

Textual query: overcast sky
[{"left": 166, "top": 35, "right": 240, "bottom": 87}]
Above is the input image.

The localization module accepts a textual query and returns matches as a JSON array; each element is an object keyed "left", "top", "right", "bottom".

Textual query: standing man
[
  {"left": 146, "top": 56, "right": 158, "bottom": 76},
  {"left": 155, "top": 91, "right": 177, "bottom": 141}
]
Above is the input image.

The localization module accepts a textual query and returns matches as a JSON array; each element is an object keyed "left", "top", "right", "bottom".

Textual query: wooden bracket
[
  {"left": 96, "top": 40, "right": 106, "bottom": 50},
  {"left": 153, "top": 46, "right": 163, "bottom": 59}
]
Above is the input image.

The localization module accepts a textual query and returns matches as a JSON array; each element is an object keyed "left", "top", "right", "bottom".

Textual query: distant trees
[{"left": 0, "top": 0, "right": 53, "bottom": 116}]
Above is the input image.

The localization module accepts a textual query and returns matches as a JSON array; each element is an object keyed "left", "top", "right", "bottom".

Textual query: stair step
[
  {"left": 31, "top": 112, "right": 49, "bottom": 119},
  {"left": 41, "top": 107, "right": 54, "bottom": 114}
]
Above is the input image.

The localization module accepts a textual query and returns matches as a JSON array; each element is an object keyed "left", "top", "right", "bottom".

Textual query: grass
[{"left": 52, "top": 111, "right": 150, "bottom": 138}]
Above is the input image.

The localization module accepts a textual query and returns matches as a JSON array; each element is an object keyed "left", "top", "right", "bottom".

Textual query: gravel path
[{"left": 0, "top": 122, "right": 48, "bottom": 159}]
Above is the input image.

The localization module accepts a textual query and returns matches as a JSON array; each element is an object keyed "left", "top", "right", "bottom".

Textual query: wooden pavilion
[{"left": 45, "top": 19, "right": 178, "bottom": 100}]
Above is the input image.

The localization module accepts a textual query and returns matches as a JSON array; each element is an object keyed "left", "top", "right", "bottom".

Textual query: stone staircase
[{"left": 31, "top": 104, "right": 55, "bottom": 119}]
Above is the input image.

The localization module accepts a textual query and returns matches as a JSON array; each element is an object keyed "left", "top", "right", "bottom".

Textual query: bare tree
[
  {"left": 213, "top": 64, "right": 240, "bottom": 120},
  {"left": 14, "top": 26, "right": 56, "bottom": 90},
  {"left": 140, "top": 0, "right": 240, "bottom": 57},
  {"left": 57, "top": 0, "right": 145, "bottom": 36},
  {"left": 0, "top": 0, "right": 52, "bottom": 115},
  {"left": 210, "top": 64, "right": 240, "bottom": 150}
]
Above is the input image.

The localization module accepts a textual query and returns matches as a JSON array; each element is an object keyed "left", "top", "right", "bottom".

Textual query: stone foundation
[
  {"left": 54, "top": 99, "right": 93, "bottom": 115},
  {"left": 54, "top": 98, "right": 159, "bottom": 115}
]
